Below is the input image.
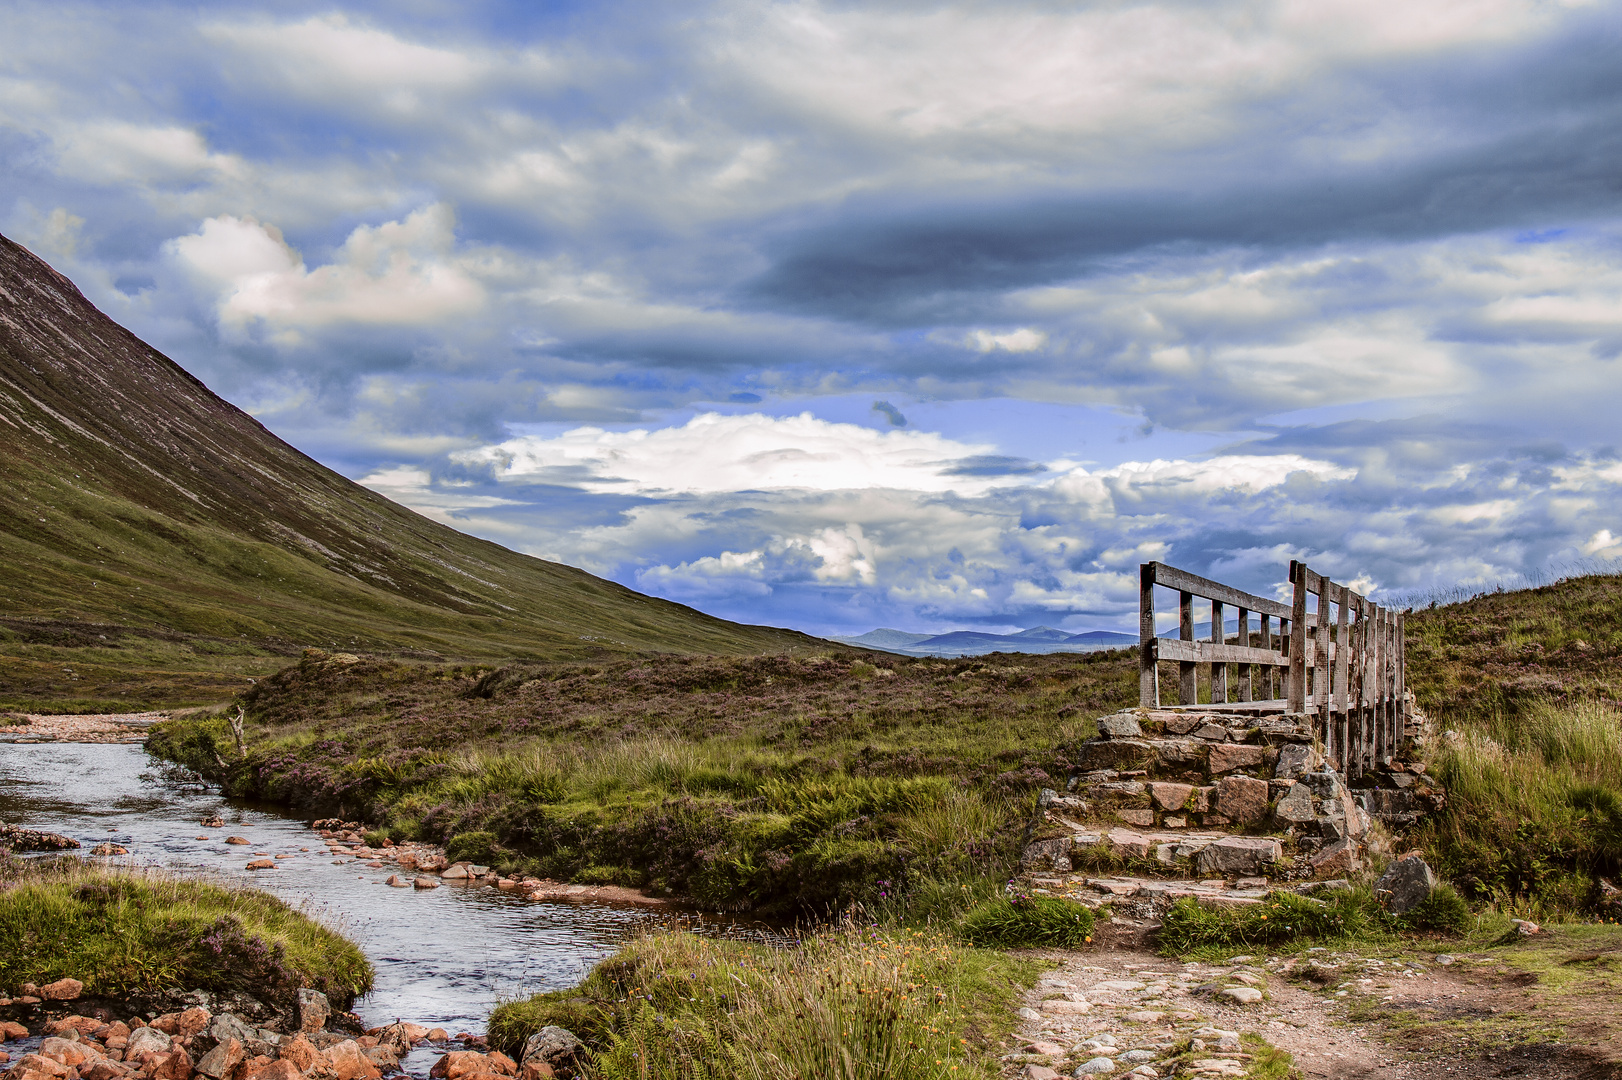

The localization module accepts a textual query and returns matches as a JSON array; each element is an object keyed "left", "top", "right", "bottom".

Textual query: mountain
[
  {"left": 831, "top": 625, "right": 1138, "bottom": 658},
  {"left": 0, "top": 232, "right": 818, "bottom": 707},
  {"left": 830, "top": 629, "right": 936, "bottom": 649}
]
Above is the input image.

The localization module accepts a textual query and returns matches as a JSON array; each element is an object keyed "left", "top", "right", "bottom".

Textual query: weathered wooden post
[{"left": 1139, "top": 563, "right": 1158, "bottom": 708}]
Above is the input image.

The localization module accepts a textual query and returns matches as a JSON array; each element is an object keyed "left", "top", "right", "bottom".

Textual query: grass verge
[
  {"left": 487, "top": 923, "right": 1043, "bottom": 1079},
  {"left": 148, "top": 648, "right": 1139, "bottom": 914},
  {"left": 0, "top": 855, "right": 372, "bottom": 1009}
]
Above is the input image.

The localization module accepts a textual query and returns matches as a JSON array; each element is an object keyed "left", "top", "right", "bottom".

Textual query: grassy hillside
[
  {"left": 149, "top": 648, "right": 1140, "bottom": 914},
  {"left": 0, "top": 233, "right": 818, "bottom": 711},
  {"left": 1406, "top": 575, "right": 1622, "bottom": 916}
]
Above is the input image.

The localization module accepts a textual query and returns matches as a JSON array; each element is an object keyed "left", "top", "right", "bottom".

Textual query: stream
[{"left": 0, "top": 739, "right": 762, "bottom": 1038}]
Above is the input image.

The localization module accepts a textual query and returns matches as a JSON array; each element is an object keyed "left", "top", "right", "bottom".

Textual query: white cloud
[
  {"left": 966, "top": 327, "right": 1046, "bottom": 353},
  {"left": 458, "top": 411, "right": 1004, "bottom": 495},
  {"left": 56, "top": 122, "right": 246, "bottom": 185},
  {"left": 168, "top": 204, "right": 485, "bottom": 341}
]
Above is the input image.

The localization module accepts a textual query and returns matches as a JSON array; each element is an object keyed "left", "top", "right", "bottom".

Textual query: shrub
[
  {"left": 1157, "top": 889, "right": 1387, "bottom": 954},
  {"left": 1395, "top": 884, "right": 1471, "bottom": 934},
  {"left": 446, "top": 831, "right": 500, "bottom": 866},
  {"left": 958, "top": 892, "right": 1095, "bottom": 948}
]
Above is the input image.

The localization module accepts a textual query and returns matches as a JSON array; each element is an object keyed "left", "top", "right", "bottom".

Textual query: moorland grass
[
  {"left": 486, "top": 923, "right": 1043, "bottom": 1079},
  {"left": 0, "top": 858, "right": 372, "bottom": 1007},
  {"left": 149, "top": 648, "right": 1138, "bottom": 914}
]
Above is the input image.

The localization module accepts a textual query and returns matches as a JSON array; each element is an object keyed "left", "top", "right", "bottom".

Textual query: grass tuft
[
  {"left": 958, "top": 893, "right": 1095, "bottom": 949},
  {"left": 0, "top": 859, "right": 371, "bottom": 1007}
]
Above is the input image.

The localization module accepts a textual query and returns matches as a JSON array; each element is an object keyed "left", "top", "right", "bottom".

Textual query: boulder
[
  {"left": 274, "top": 1036, "right": 319, "bottom": 1073},
  {"left": 37, "top": 1040, "right": 94, "bottom": 1069},
  {"left": 1195, "top": 837, "right": 1282, "bottom": 877},
  {"left": 0, "top": 825, "right": 79, "bottom": 852},
  {"left": 1097, "top": 713, "right": 1144, "bottom": 738},
  {"left": 416, "top": 854, "right": 449, "bottom": 872},
  {"left": 207, "top": 1015, "right": 260, "bottom": 1053},
  {"left": 0, "top": 1023, "right": 29, "bottom": 1042},
  {"left": 245, "top": 860, "right": 276, "bottom": 871},
  {"left": 1115, "top": 809, "right": 1156, "bottom": 827},
  {"left": 518, "top": 1065, "right": 554, "bottom": 1080},
  {"left": 1373, "top": 856, "right": 1439, "bottom": 914},
  {"left": 1272, "top": 783, "right": 1315, "bottom": 826},
  {"left": 125, "top": 1029, "right": 172, "bottom": 1058},
  {"left": 325, "top": 1041, "right": 381, "bottom": 1080},
  {"left": 225, "top": 837, "right": 250, "bottom": 846},
  {"left": 362, "top": 1046, "right": 400, "bottom": 1072},
  {"left": 519, "top": 1028, "right": 582, "bottom": 1069},
  {"left": 1207, "top": 744, "right": 1266, "bottom": 776},
  {"left": 440, "top": 864, "right": 472, "bottom": 880},
  {"left": 1274, "top": 744, "right": 1314, "bottom": 780},
  {"left": 486, "top": 1051, "right": 518, "bottom": 1076},
  {"left": 90, "top": 844, "right": 127, "bottom": 857},
  {"left": 81, "top": 1062, "right": 128, "bottom": 1080},
  {"left": 193, "top": 1038, "right": 242, "bottom": 1080},
  {"left": 1105, "top": 828, "right": 1151, "bottom": 860},
  {"left": 1310, "top": 839, "right": 1363, "bottom": 878},
  {"left": 36, "top": 980, "right": 83, "bottom": 1002},
  {"left": 1213, "top": 776, "right": 1270, "bottom": 825},
  {"left": 1147, "top": 783, "right": 1194, "bottom": 812},
  {"left": 296, "top": 989, "right": 330, "bottom": 1036},
  {"left": 414, "top": 876, "right": 441, "bottom": 889},
  {"left": 3, "top": 1054, "right": 74, "bottom": 1080},
  {"left": 150, "top": 1048, "right": 192, "bottom": 1080},
  {"left": 1021, "top": 837, "right": 1074, "bottom": 873},
  {"left": 1022, "top": 1067, "right": 1062, "bottom": 1080},
  {"left": 384, "top": 875, "right": 410, "bottom": 888},
  {"left": 429, "top": 1052, "right": 491, "bottom": 1080},
  {"left": 1075, "top": 1058, "right": 1118, "bottom": 1074},
  {"left": 1219, "top": 986, "right": 1263, "bottom": 1005},
  {"left": 242, "top": 1061, "right": 301, "bottom": 1080}
]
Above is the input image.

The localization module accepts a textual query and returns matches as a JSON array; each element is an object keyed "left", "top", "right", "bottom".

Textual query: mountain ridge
[{"left": 0, "top": 231, "right": 819, "bottom": 709}]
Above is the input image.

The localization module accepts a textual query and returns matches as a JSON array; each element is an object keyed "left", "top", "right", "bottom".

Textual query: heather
[
  {"left": 149, "top": 647, "right": 1138, "bottom": 913},
  {"left": 0, "top": 859, "right": 372, "bottom": 1008}
]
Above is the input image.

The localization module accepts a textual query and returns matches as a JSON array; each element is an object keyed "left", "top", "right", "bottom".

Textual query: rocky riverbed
[
  {"left": 0, "top": 985, "right": 585, "bottom": 1080},
  {"left": 0, "top": 714, "right": 161, "bottom": 744}
]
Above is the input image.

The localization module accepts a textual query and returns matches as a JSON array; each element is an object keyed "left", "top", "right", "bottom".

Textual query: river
[{"left": 0, "top": 739, "right": 761, "bottom": 1038}]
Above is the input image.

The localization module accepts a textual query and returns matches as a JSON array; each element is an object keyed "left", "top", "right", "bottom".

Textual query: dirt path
[{"left": 1001, "top": 927, "right": 1620, "bottom": 1080}]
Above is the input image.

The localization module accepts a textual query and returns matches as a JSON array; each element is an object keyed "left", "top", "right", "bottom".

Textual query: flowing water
[{"left": 0, "top": 739, "right": 761, "bottom": 1037}]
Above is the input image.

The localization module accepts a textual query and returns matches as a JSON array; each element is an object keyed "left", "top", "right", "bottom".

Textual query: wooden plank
[
  {"left": 1146, "top": 562, "right": 1292, "bottom": 619},
  {"left": 1317, "top": 575, "right": 1335, "bottom": 768},
  {"left": 1153, "top": 638, "right": 1295, "bottom": 665},
  {"left": 1139, "top": 563, "right": 1158, "bottom": 707},
  {"left": 1211, "top": 598, "right": 1227, "bottom": 703},
  {"left": 1288, "top": 561, "right": 1309, "bottom": 712},
  {"left": 1396, "top": 611, "right": 1407, "bottom": 749},
  {"left": 1179, "top": 590, "right": 1197, "bottom": 705},
  {"left": 1371, "top": 604, "right": 1386, "bottom": 766},
  {"left": 1333, "top": 583, "right": 1352, "bottom": 775},
  {"left": 1237, "top": 607, "right": 1252, "bottom": 702},
  {"left": 1373, "top": 605, "right": 1387, "bottom": 766}
]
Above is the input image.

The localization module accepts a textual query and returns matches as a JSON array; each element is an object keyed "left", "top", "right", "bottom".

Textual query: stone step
[
  {"left": 1042, "top": 765, "right": 1364, "bottom": 839},
  {"left": 1022, "top": 871, "right": 1352, "bottom": 912},
  {"left": 1022, "top": 822, "right": 1364, "bottom": 880}
]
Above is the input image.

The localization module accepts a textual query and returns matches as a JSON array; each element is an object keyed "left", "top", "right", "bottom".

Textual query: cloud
[
  {"left": 871, "top": 400, "right": 906, "bottom": 427},
  {"left": 10, "top": 0, "right": 1622, "bottom": 634},
  {"left": 168, "top": 204, "right": 485, "bottom": 342}
]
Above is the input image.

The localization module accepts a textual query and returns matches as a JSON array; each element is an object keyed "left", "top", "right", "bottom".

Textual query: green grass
[
  {"left": 486, "top": 923, "right": 1043, "bottom": 1079},
  {"left": 148, "top": 648, "right": 1139, "bottom": 914},
  {"left": 0, "top": 858, "right": 372, "bottom": 1008},
  {"left": 958, "top": 894, "right": 1095, "bottom": 949}
]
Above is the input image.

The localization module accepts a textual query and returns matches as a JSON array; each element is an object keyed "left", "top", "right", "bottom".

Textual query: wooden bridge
[{"left": 1137, "top": 560, "right": 1406, "bottom": 777}]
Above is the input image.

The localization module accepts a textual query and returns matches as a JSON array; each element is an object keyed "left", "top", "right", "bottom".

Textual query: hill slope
[{"left": 0, "top": 233, "right": 817, "bottom": 708}]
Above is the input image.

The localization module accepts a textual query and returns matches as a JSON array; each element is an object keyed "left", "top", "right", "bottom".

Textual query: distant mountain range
[
  {"left": 831, "top": 618, "right": 1261, "bottom": 658},
  {"left": 830, "top": 626, "right": 1139, "bottom": 657}
]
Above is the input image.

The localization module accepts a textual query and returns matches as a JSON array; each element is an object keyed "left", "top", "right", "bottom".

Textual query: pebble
[
  {"left": 1219, "top": 987, "right": 1263, "bottom": 1005},
  {"left": 1074, "top": 1056, "right": 1118, "bottom": 1074}
]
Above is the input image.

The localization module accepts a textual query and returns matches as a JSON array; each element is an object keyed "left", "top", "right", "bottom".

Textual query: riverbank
[
  {"left": 0, "top": 859, "right": 371, "bottom": 1017},
  {"left": 0, "top": 713, "right": 163, "bottom": 743}
]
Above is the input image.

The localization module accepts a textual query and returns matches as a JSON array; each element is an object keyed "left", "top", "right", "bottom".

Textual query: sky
[{"left": 5, "top": 0, "right": 1622, "bottom": 638}]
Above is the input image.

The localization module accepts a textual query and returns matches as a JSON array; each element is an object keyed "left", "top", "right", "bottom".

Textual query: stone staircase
[{"left": 1018, "top": 696, "right": 1441, "bottom": 915}]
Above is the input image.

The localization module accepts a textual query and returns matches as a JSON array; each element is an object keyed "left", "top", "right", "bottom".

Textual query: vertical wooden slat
[
  {"left": 1139, "top": 563, "right": 1158, "bottom": 708},
  {"left": 1396, "top": 611, "right": 1407, "bottom": 754},
  {"left": 1211, "top": 598, "right": 1227, "bottom": 703},
  {"left": 1375, "top": 605, "right": 1389, "bottom": 766},
  {"left": 1372, "top": 604, "right": 1388, "bottom": 766},
  {"left": 1179, "top": 590, "right": 1196, "bottom": 705},
  {"left": 1237, "top": 607, "right": 1252, "bottom": 702},
  {"left": 1317, "top": 577, "right": 1335, "bottom": 769},
  {"left": 1260, "top": 614, "right": 1273, "bottom": 700},
  {"left": 1277, "top": 616, "right": 1289, "bottom": 702},
  {"left": 1288, "top": 561, "right": 1308, "bottom": 712}
]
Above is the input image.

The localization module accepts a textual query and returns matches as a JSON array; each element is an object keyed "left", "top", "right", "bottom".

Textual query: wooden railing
[{"left": 1138, "top": 560, "right": 1406, "bottom": 775}]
